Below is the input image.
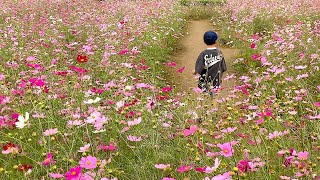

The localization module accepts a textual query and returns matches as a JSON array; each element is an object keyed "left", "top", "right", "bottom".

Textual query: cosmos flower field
[{"left": 0, "top": 0, "right": 319, "bottom": 179}]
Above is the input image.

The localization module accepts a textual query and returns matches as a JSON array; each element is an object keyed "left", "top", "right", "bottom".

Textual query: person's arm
[
  {"left": 220, "top": 52, "right": 227, "bottom": 73},
  {"left": 195, "top": 52, "right": 204, "bottom": 74}
]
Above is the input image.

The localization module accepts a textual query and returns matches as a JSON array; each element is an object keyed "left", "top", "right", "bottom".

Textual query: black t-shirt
[{"left": 195, "top": 48, "right": 227, "bottom": 80}]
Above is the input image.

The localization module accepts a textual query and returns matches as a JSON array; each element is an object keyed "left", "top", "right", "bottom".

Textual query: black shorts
[{"left": 198, "top": 75, "right": 221, "bottom": 92}]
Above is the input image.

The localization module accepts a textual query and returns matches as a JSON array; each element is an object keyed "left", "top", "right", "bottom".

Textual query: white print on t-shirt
[{"left": 204, "top": 54, "right": 222, "bottom": 68}]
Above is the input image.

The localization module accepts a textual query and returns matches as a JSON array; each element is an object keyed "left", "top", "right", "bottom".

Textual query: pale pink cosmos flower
[
  {"left": 206, "top": 152, "right": 220, "bottom": 158},
  {"left": 267, "top": 131, "right": 281, "bottom": 139},
  {"left": 49, "top": 173, "right": 64, "bottom": 179},
  {"left": 162, "top": 178, "right": 175, "bottom": 180},
  {"left": 128, "top": 117, "right": 142, "bottom": 126},
  {"left": 79, "top": 155, "right": 98, "bottom": 169},
  {"left": 26, "top": 56, "right": 36, "bottom": 61},
  {"left": 0, "top": 74, "right": 5, "bottom": 81},
  {"left": 78, "top": 144, "right": 91, "bottom": 153},
  {"left": 136, "top": 83, "right": 150, "bottom": 89},
  {"left": 127, "top": 135, "right": 142, "bottom": 142},
  {"left": 277, "top": 150, "right": 287, "bottom": 157},
  {"left": 309, "top": 114, "right": 320, "bottom": 120},
  {"left": 279, "top": 176, "right": 291, "bottom": 180},
  {"left": 43, "top": 128, "right": 58, "bottom": 136},
  {"left": 94, "top": 116, "right": 108, "bottom": 130},
  {"left": 217, "top": 143, "right": 234, "bottom": 157},
  {"left": 146, "top": 99, "right": 156, "bottom": 110},
  {"left": 193, "top": 87, "right": 203, "bottom": 94},
  {"left": 297, "top": 151, "right": 308, "bottom": 160},
  {"left": 204, "top": 171, "right": 231, "bottom": 180},
  {"left": 155, "top": 164, "right": 170, "bottom": 170},
  {"left": 221, "top": 127, "right": 237, "bottom": 133},
  {"left": 86, "top": 111, "right": 101, "bottom": 123},
  {"left": 204, "top": 158, "right": 221, "bottom": 173}
]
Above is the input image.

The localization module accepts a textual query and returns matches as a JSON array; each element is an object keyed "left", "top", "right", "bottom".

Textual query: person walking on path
[{"left": 193, "top": 30, "right": 227, "bottom": 96}]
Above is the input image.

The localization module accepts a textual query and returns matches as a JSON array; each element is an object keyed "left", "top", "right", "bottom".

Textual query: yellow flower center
[
  {"left": 87, "top": 161, "right": 91, "bottom": 165},
  {"left": 91, "top": 115, "right": 96, "bottom": 119},
  {"left": 224, "top": 149, "right": 229, "bottom": 153},
  {"left": 71, "top": 171, "right": 76, "bottom": 175}
]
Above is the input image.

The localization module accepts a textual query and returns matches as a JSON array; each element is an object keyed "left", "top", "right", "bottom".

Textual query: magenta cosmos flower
[
  {"left": 65, "top": 166, "right": 82, "bottom": 180},
  {"left": 42, "top": 153, "right": 55, "bottom": 166},
  {"left": 217, "top": 143, "right": 234, "bottom": 157},
  {"left": 79, "top": 155, "right": 98, "bottom": 169}
]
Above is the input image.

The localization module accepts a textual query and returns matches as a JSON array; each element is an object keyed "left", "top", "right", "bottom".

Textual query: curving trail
[{"left": 168, "top": 20, "right": 238, "bottom": 99}]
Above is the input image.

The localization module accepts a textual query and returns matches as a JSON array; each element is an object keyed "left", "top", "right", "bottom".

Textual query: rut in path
[{"left": 168, "top": 20, "right": 238, "bottom": 99}]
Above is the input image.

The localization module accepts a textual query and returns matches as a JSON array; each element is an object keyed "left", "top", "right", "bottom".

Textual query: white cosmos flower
[
  {"left": 84, "top": 97, "right": 101, "bottom": 104},
  {"left": 15, "top": 112, "right": 29, "bottom": 129}
]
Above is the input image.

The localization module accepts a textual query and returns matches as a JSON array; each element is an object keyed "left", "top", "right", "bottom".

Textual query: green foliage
[
  {"left": 179, "top": 0, "right": 190, "bottom": 6},
  {"left": 251, "top": 15, "right": 274, "bottom": 35}
]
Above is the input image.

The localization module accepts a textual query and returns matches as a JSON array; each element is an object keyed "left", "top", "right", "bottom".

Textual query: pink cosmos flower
[
  {"left": 297, "top": 151, "right": 308, "bottom": 160},
  {"left": 314, "top": 102, "right": 320, "bottom": 107},
  {"left": 251, "top": 54, "right": 260, "bottom": 60},
  {"left": 42, "top": 153, "right": 55, "bottom": 166},
  {"left": 237, "top": 159, "right": 253, "bottom": 172},
  {"left": 78, "top": 144, "right": 91, "bottom": 153},
  {"left": 177, "top": 66, "right": 186, "bottom": 73},
  {"left": 79, "top": 156, "right": 98, "bottom": 169},
  {"left": 69, "top": 65, "right": 88, "bottom": 74},
  {"left": 177, "top": 164, "right": 193, "bottom": 172},
  {"left": 162, "top": 178, "right": 175, "bottom": 180},
  {"left": 217, "top": 143, "right": 234, "bottom": 157},
  {"left": 65, "top": 166, "right": 82, "bottom": 180},
  {"left": 29, "top": 78, "right": 45, "bottom": 87},
  {"left": 165, "top": 62, "right": 177, "bottom": 67},
  {"left": 99, "top": 142, "right": 117, "bottom": 151},
  {"left": 161, "top": 86, "right": 172, "bottom": 93},
  {"left": 49, "top": 173, "right": 64, "bottom": 179},
  {"left": 43, "top": 128, "right": 58, "bottom": 136},
  {"left": 284, "top": 156, "right": 294, "bottom": 167},
  {"left": 183, "top": 125, "right": 197, "bottom": 137},
  {"left": 257, "top": 110, "right": 272, "bottom": 117}
]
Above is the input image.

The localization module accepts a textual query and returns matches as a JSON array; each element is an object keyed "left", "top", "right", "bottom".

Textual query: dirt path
[{"left": 168, "top": 21, "right": 238, "bottom": 98}]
